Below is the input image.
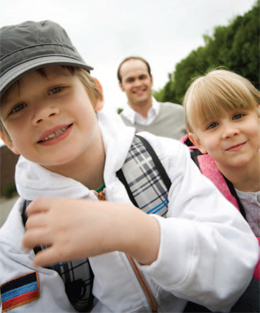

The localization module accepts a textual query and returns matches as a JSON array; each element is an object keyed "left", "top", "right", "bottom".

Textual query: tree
[{"left": 154, "top": 1, "right": 259, "bottom": 103}]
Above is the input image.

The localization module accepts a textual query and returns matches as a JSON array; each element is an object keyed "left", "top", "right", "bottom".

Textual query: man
[{"left": 117, "top": 56, "right": 186, "bottom": 139}]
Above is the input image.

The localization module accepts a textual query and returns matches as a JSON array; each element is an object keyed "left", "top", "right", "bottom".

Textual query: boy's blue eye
[
  {"left": 50, "top": 86, "right": 62, "bottom": 94},
  {"left": 10, "top": 103, "right": 26, "bottom": 114}
]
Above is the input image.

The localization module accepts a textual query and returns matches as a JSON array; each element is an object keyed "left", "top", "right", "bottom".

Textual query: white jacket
[{"left": 0, "top": 108, "right": 258, "bottom": 313}]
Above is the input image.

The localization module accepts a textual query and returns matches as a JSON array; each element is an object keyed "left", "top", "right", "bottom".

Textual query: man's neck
[{"left": 128, "top": 98, "right": 153, "bottom": 118}]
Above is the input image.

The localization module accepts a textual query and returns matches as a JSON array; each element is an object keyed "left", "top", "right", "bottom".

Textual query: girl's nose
[{"left": 222, "top": 122, "right": 239, "bottom": 139}]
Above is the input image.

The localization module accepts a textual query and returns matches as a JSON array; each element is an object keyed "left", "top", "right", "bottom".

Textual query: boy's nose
[{"left": 32, "top": 106, "right": 59, "bottom": 125}]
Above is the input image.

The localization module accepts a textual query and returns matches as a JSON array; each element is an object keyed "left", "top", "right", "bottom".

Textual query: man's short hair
[{"left": 117, "top": 56, "right": 152, "bottom": 83}]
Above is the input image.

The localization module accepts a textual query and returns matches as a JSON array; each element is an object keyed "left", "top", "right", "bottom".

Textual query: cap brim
[{"left": 0, "top": 56, "right": 93, "bottom": 97}]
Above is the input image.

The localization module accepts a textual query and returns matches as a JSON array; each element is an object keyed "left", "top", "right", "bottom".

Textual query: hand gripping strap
[{"left": 22, "top": 200, "right": 94, "bottom": 312}]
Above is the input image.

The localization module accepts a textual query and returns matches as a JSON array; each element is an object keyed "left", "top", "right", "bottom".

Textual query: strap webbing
[
  {"left": 135, "top": 135, "right": 171, "bottom": 190},
  {"left": 222, "top": 176, "right": 247, "bottom": 219}
]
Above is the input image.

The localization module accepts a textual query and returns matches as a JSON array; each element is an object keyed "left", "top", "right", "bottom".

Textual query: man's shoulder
[{"left": 159, "top": 102, "right": 184, "bottom": 111}]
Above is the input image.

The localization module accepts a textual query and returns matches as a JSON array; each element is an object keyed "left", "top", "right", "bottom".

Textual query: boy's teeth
[{"left": 41, "top": 126, "right": 69, "bottom": 142}]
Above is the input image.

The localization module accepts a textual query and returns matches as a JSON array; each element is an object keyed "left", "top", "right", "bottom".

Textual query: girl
[{"left": 183, "top": 69, "right": 260, "bottom": 312}]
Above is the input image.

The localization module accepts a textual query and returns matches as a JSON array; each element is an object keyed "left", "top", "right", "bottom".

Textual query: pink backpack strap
[
  {"left": 180, "top": 134, "right": 188, "bottom": 143},
  {"left": 254, "top": 238, "right": 260, "bottom": 280},
  {"left": 197, "top": 154, "right": 239, "bottom": 211}
]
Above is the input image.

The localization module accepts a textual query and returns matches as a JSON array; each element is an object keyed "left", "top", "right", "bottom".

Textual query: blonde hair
[
  {"left": 183, "top": 69, "right": 260, "bottom": 132},
  {"left": 0, "top": 66, "right": 102, "bottom": 136}
]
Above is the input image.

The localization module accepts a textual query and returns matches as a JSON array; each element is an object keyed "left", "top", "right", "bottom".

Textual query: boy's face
[
  {"left": 0, "top": 66, "right": 103, "bottom": 169},
  {"left": 189, "top": 107, "right": 260, "bottom": 170}
]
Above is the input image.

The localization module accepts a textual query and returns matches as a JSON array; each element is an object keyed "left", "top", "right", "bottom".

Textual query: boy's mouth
[{"left": 38, "top": 124, "right": 72, "bottom": 143}]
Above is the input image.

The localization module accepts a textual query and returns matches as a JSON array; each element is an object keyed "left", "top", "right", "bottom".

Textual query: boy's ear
[
  {"left": 257, "top": 104, "right": 260, "bottom": 117},
  {"left": 94, "top": 77, "right": 103, "bottom": 93},
  {"left": 188, "top": 132, "right": 207, "bottom": 154},
  {"left": 93, "top": 78, "right": 104, "bottom": 112},
  {"left": 0, "top": 131, "right": 20, "bottom": 155},
  {"left": 95, "top": 98, "right": 104, "bottom": 112}
]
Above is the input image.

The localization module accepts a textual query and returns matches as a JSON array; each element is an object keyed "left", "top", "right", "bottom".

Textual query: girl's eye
[
  {"left": 49, "top": 86, "right": 62, "bottom": 95},
  {"left": 10, "top": 103, "right": 27, "bottom": 115},
  {"left": 207, "top": 122, "right": 218, "bottom": 130},
  {"left": 233, "top": 113, "right": 244, "bottom": 120}
]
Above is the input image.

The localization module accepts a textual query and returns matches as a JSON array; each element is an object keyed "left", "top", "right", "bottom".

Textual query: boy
[{"left": 0, "top": 21, "right": 258, "bottom": 312}]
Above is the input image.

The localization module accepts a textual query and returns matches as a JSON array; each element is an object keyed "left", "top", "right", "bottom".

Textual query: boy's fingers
[
  {"left": 26, "top": 198, "right": 53, "bottom": 215},
  {"left": 33, "top": 246, "right": 67, "bottom": 267},
  {"left": 23, "top": 228, "right": 52, "bottom": 249},
  {"left": 25, "top": 212, "right": 48, "bottom": 229}
]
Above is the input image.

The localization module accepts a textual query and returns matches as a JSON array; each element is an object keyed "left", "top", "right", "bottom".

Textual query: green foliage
[
  {"left": 2, "top": 183, "right": 17, "bottom": 199},
  {"left": 156, "top": 1, "right": 259, "bottom": 103}
]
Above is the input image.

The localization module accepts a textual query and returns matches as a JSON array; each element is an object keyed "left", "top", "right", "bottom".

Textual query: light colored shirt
[
  {"left": 121, "top": 97, "right": 160, "bottom": 125},
  {"left": 236, "top": 189, "right": 260, "bottom": 237}
]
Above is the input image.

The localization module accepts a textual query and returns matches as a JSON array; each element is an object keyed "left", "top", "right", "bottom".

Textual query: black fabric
[
  {"left": 230, "top": 277, "right": 259, "bottom": 312},
  {"left": 222, "top": 176, "right": 247, "bottom": 219},
  {"left": 184, "top": 302, "right": 211, "bottom": 312},
  {"left": 116, "top": 168, "right": 139, "bottom": 207}
]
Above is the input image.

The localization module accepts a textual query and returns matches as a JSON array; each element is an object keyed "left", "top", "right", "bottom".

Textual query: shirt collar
[{"left": 122, "top": 97, "right": 160, "bottom": 124}]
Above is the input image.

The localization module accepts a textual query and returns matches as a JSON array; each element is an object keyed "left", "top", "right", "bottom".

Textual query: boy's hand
[{"left": 22, "top": 198, "right": 160, "bottom": 267}]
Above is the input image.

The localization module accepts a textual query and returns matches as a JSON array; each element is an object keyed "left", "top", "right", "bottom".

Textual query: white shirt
[
  {"left": 0, "top": 108, "right": 258, "bottom": 312},
  {"left": 121, "top": 97, "right": 160, "bottom": 125}
]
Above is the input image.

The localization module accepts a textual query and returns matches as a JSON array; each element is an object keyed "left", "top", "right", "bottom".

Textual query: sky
[{"left": 0, "top": 0, "right": 256, "bottom": 147}]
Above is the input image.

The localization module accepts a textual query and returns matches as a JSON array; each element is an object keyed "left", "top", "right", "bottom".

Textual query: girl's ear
[
  {"left": 0, "top": 131, "right": 20, "bottom": 155},
  {"left": 188, "top": 132, "right": 208, "bottom": 154}
]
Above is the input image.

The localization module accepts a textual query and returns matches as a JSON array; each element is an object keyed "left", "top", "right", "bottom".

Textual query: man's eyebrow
[{"left": 125, "top": 76, "right": 135, "bottom": 81}]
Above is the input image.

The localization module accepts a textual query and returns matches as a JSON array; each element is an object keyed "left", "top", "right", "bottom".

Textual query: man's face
[{"left": 119, "top": 59, "right": 153, "bottom": 108}]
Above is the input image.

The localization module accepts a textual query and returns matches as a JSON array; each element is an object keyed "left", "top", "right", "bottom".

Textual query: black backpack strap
[
  {"left": 190, "top": 149, "right": 203, "bottom": 169},
  {"left": 136, "top": 135, "right": 171, "bottom": 190},
  {"left": 116, "top": 134, "right": 171, "bottom": 216},
  {"left": 22, "top": 200, "right": 42, "bottom": 255},
  {"left": 116, "top": 167, "right": 139, "bottom": 207},
  {"left": 222, "top": 176, "right": 247, "bottom": 219}
]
